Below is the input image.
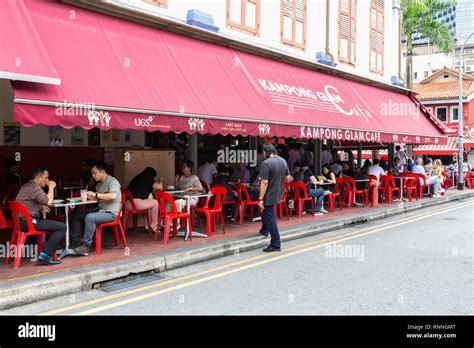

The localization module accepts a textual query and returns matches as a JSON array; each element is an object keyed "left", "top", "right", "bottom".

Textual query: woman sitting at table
[
  {"left": 321, "top": 164, "right": 337, "bottom": 195},
  {"left": 174, "top": 160, "right": 203, "bottom": 214},
  {"left": 430, "top": 159, "right": 445, "bottom": 194},
  {"left": 126, "top": 167, "right": 162, "bottom": 233}
]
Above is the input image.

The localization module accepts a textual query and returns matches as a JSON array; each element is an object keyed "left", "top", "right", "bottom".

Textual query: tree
[{"left": 401, "top": 0, "right": 456, "bottom": 90}]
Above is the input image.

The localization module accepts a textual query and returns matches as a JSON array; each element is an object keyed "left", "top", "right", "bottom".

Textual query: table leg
[
  {"left": 58, "top": 206, "right": 78, "bottom": 260},
  {"left": 185, "top": 199, "right": 191, "bottom": 241}
]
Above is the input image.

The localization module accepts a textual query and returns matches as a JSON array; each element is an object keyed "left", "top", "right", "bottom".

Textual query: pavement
[
  {"left": 3, "top": 197, "right": 473, "bottom": 315},
  {"left": 0, "top": 188, "right": 473, "bottom": 310}
]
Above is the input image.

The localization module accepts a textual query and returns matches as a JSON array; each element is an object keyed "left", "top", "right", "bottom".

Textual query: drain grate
[
  {"left": 441, "top": 217, "right": 458, "bottom": 221},
  {"left": 98, "top": 273, "right": 171, "bottom": 292}
]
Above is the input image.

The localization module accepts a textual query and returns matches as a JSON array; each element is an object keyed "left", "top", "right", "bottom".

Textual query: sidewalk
[{"left": 0, "top": 189, "right": 473, "bottom": 310}]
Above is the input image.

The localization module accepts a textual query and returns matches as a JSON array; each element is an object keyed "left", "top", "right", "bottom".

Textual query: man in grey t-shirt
[
  {"left": 71, "top": 161, "right": 122, "bottom": 256},
  {"left": 258, "top": 143, "right": 290, "bottom": 252}
]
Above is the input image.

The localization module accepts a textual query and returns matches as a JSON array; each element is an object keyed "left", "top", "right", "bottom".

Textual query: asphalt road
[{"left": 3, "top": 199, "right": 473, "bottom": 315}]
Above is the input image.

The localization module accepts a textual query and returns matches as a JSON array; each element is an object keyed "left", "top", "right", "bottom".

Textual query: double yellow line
[{"left": 40, "top": 200, "right": 473, "bottom": 315}]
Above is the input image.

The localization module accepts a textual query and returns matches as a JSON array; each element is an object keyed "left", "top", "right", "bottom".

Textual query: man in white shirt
[
  {"left": 367, "top": 159, "right": 387, "bottom": 180},
  {"left": 394, "top": 145, "right": 408, "bottom": 167},
  {"left": 423, "top": 158, "right": 433, "bottom": 174},
  {"left": 411, "top": 158, "right": 441, "bottom": 197},
  {"left": 197, "top": 159, "right": 217, "bottom": 188}
]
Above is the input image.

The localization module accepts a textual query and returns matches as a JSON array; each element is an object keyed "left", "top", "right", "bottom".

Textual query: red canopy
[
  {"left": 10, "top": 0, "right": 446, "bottom": 144},
  {"left": 0, "top": 0, "right": 60, "bottom": 85},
  {"left": 413, "top": 133, "right": 474, "bottom": 156}
]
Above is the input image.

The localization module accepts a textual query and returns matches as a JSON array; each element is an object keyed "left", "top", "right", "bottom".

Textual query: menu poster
[
  {"left": 125, "top": 130, "right": 132, "bottom": 144},
  {"left": 71, "top": 127, "right": 84, "bottom": 145},
  {"left": 3, "top": 122, "right": 20, "bottom": 145},
  {"left": 104, "top": 147, "right": 114, "bottom": 164},
  {"left": 111, "top": 129, "right": 120, "bottom": 142},
  {"left": 88, "top": 128, "right": 101, "bottom": 146},
  {"left": 48, "top": 126, "right": 64, "bottom": 146}
]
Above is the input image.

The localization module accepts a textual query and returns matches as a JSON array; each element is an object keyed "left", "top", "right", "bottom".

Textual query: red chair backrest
[
  {"left": 121, "top": 188, "right": 137, "bottom": 211},
  {"left": 335, "top": 177, "right": 345, "bottom": 193},
  {"left": 234, "top": 183, "right": 252, "bottom": 202},
  {"left": 380, "top": 175, "right": 396, "bottom": 189},
  {"left": 341, "top": 176, "right": 357, "bottom": 191},
  {"left": 8, "top": 201, "right": 36, "bottom": 232},
  {"left": 208, "top": 187, "right": 226, "bottom": 210},
  {"left": 291, "top": 181, "right": 309, "bottom": 199},
  {"left": 155, "top": 191, "right": 179, "bottom": 215},
  {"left": 367, "top": 175, "right": 378, "bottom": 182},
  {"left": 464, "top": 170, "right": 471, "bottom": 181}
]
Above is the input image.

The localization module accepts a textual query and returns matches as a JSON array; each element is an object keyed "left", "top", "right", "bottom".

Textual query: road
[{"left": 2, "top": 199, "right": 473, "bottom": 315}]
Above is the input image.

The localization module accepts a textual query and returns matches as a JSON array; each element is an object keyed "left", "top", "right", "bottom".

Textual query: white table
[
  {"left": 171, "top": 192, "right": 212, "bottom": 241},
  {"left": 50, "top": 199, "right": 97, "bottom": 259}
]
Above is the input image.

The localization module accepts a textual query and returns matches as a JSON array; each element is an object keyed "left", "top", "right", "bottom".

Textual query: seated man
[
  {"left": 71, "top": 161, "right": 122, "bottom": 255},
  {"left": 411, "top": 158, "right": 441, "bottom": 198},
  {"left": 293, "top": 161, "right": 329, "bottom": 216},
  {"left": 15, "top": 166, "right": 66, "bottom": 265},
  {"left": 367, "top": 158, "right": 387, "bottom": 180}
]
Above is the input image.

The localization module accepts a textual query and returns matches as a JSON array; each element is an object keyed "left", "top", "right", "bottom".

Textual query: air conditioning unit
[{"left": 465, "top": 65, "right": 474, "bottom": 72}]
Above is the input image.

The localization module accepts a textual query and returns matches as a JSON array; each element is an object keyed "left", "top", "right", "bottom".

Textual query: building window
[
  {"left": 451, "top": 107, "right": 459, "bottom": 123},
  {"left": 280, "top": 0, "right": 307, "bottom": 50},
  {"left": 226, "top": 0, "right": 260, "bottom": 36},
  {"left": 339, "top": 0, "right": 357, "bottom": 66},
  {"left": 424, "top": 71, "right": 429, "bottom": 78},
  {"left": 436, "top": 107, "right": 447, "bottom": 123},
  {"left": 143, "top": 0, "right": 167, "bottom": 8},
  {"left": 369, "top": 0, "right": 384, "bottom": 74},
  {"left": 414, "top": 72, "right": 418, "bottom": 80}
]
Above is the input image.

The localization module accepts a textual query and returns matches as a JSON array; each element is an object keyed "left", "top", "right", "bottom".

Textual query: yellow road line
[
  {"left": 40, "top": 200, "right": 472, "bottom": 315},
  {"left": 73, "top": 201, "right": 473, "bottom": 315}
]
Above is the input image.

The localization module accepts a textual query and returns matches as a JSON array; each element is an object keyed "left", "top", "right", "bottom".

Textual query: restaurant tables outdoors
[{"left": 49, "top": 197, "right": 97, "bottom": 260}]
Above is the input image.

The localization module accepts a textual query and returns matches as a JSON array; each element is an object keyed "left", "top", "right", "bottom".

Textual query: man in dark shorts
[{"left": 258, "top": 143, "right": 290, "bottom": 252}]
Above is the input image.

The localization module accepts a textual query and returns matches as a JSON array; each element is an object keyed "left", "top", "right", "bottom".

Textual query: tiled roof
[{"left": 414, "top": 80, "right": 474, "bottom": 101}]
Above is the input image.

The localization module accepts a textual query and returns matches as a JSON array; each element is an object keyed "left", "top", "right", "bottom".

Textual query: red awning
[
  {"left": 0, "top": 0, "right": 60, "bottom": 85},
  {"left": 413, "top": 134, "right": 474, "bottom": 155},
  {"left": 11, "top": 0, "right": 446, "bottom": 144}
]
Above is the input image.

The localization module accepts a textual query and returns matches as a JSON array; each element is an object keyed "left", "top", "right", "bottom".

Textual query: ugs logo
[{"left": 134, "top": 115, "right": 155, "bottom": 127}]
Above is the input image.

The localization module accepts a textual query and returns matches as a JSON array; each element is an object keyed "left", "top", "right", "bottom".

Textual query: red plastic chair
[
  {"left": 342, "top": 177, "right": 368, "bottom": 208},
  {"left": 95, "top": 193, "right": 128, "bottom": 255},
  {"left": 193, "top": 187, "right": 226, "bottom": 237},
  {"left": 121, "top": 188, "right": 152, "bottom": 235},
  {"left": 380, "top": 175, "right": 400, "bottom": 203},
  {"left": 276, "top": 182, "right": 290, "bottom": 220},
  {"left": 402, "top": 176, "right": 418, "bottom": 202},
  {"left": 234, "top": 183, "right": 261, "bottom": 224},
  {"left": 412, "top": 173, "right": 431, "bottom": 198},
  {"left": 291, "top": 181, "right": 314, "bottom": 218},
  {"left": 155, "top": 191, "right": 193, "bottom": 244},
  {"left": 6, "top": 201, "right": 50, "bottom": 268},
  {"left": 211, "top": 183, "right": 238, "bottom": 221},
  {"left": 326, "top": 178, "right": 344, "bottom": 212}
]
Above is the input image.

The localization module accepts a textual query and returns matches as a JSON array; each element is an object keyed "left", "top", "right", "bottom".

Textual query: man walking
[{"left": 258, "top": 143, "right": 290, "bottom": 252}]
